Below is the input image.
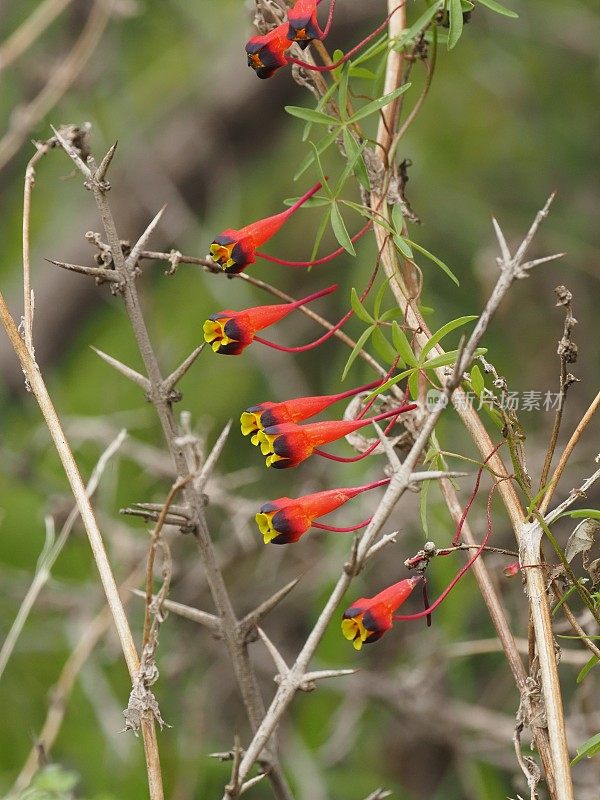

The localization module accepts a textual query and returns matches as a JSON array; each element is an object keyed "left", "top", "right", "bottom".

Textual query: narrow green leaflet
[
  {"left": 567, "top": 509, "right": 600, "bottom": 520},
  {"left": 337, "top": 66, "right": 350, "bottom": 121},
  {"left": 422, "top": 347, "right": 487, "bottom": 370},
  {"left": 372, "top": 327, "right": 398, "bottom": 364},
  {"left": 285, "top": 106, "right": 339, "bottom": 126},
  {"left": 394, "top": 235, "right": 414, "bottom": 259},
  {"left": 309, "top": 208, "right": 332, "bottom": 263},
  {"left": 392, "top": 321, "right": 418, "bottom": 366},
  {"left": 478, "top": 0, "right": 518, "bottom": 18},
  {"left": 404, "top": 238, "right": 460, "bottom": 285},
  {"left": 420, "top": 315, "right": 478, "bottom": 361},
  {"left": 350, "top": 288, "right": 374, "bottom": 323},
  {"left": 408, "top": 370, "right": 420, "bottom": 401},
  {"left": 448, "top": 0, "right": 464, "bottom": 49},
  {"left": 577, "top": 654, "right": 599, "bottom": 685},
  {"left": 373, "top": 277, "right": 392, "bottom": 318},
  {"left": 391, "top": 202, "right": 405, "bottom": 234},
  {"left": 348, "top": 83, "right": 412, "bottom": 123},
  {"left": 283, "top": 196, "right": 330, "bottom": 208},
  {"left": 341, "top": 325, "right": 375, "bottom": 380},
  {"left": 294, "top": 129, "right": 338, "bottom": 180},
  {"left": 572, "top": 732, "right": 600, "bottom": 766},
  {"left": 342, "top": 128, "right": 370, "bottom": 190},
  {"left": 330, "top": 202, "right": 356, "bottom": 255},
  {"left": 336, "top": 135, "right": 367, "bottom": 195},
  {"left": 470, "top": 363, "right": 485, "bottom": 396},
  {"left": 420, "top": 472, "right": 431, "bottom": 538}
]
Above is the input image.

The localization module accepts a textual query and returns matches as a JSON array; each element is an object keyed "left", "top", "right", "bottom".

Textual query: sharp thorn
[
  {"left": 45, "top": 257, "right": 119, "bottom": 282},
  {"left": 256, "top": 627, "right": 289, "bottom": 678},
  {"left": 50, "top": 124, "right": 92, "bottom": 178},
  {"left": 239, "top": 577, "right": 301, "bottom": 635},
  {"left": 163, "top": 343, "right": 205, "bottom": 390},
  {"left": 131, "top": 589, "right": 221, "bottom": 632},
  {"left": 95, "top": 141, "right": 118, "bottom": 182},
  {"left": 194, "top": 419, "right": 233, "bottom": 493},
  {"left": 90, "top": 346, "right": 151, "bottom": 391},
  {"left": 491, "top": 217, "right": 511, "bottom": 265},
  {"left": 126, "top": 205, "right": 167, "bottom": 270}
]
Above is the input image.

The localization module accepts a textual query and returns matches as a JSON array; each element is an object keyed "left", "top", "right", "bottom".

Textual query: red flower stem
[
  {"left": 394, "top": 478, "right": 506, "bottom": 622},
  {"left": 284, "top": 181, "right": 324, "bottom": 217},
  {"left": 255, "top": 257, "right": 379, "bottom": 353},
  {"left": 287, "top": 282, "right": 337, "bottom": 310},
  {"left": 286, "top": 2, "right": 405, "bottom": 72},
  {"left": 315, "top": 366, "right": 410, "bottom": 462},
  {"left": 312, "top": 517, "right": 370, "bottom": 532},
  {"left": 356, "top": 352, "right": 403, "bottom": 420},
  {"left": 451, "top": 440, "right": 503, "bottom": 546},
  {"left": 256, "top": 221, "right": 372, "bottom": 267},
  {"left": 320, "top": 0, "right": 337, "bottom": 39}
]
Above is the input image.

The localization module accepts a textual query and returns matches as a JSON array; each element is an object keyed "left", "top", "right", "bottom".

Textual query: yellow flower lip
[
  {"left": 202, "top": 318, "right": 234, "bottom": 352},
  {"left": 209, "top": 242, "right": 236, "bottom": 270},
  {"left": 240, "top": 410, "right": 262, "bottom": 440},
  {"left": 341, "top": 615, "right": 369, "bottom": 651},
  {"left": 255, "top": 511, "right": 278, "bottom": 544}
]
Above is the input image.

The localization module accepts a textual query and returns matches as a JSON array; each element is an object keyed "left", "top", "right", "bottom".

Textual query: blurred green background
[{"left": 0, "top": 1, "right": 598, "bottom": 798}]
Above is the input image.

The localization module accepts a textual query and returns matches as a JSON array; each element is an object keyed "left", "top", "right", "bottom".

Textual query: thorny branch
[{"left": 51, "top": 128, "right": 294, "bottom": 800}]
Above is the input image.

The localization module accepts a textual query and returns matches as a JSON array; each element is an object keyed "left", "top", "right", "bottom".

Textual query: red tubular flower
[
  {"left": 202, "top": 284, "right": 336, "bottom": 355},
  {"left": 255, "top": 477, "right": 389, "bottom": 544},
  {"left": 209, "top": 182, "right": 322, "bottom": 274},
  {"left": 254, "top": 404, "right": 417, "bottom": 468},
  {"left": 245, "top": 24, "right": 291, "bottom": 79},
  {"left": 287, "top": 0, "right": 336, "bottom": 46},
  {"left": 341, "top": 576, "right": 423, "bottom": 651},
  {"left": 240, "top": 379, "right": 382, "bottom": 443}
]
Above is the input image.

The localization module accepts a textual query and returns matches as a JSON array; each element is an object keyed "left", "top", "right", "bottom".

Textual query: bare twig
[
  {"left": 539, "top": 286, "right": 578, "bottom": 490},
  {"left": 0, "top": 0, "right": 75, "bottom": 73},
  {"left": 0, "top": 294, "right": 164, "bottom": 799},
  {"left": 0, "top": 2, "right": 113, "bottom": 172},
  {"left": 52, "top": 136, "right": 293, "bottom": 800},
  {"left": 539, "top": 391, "right": 600, "bottom": 515},
  {"left": 0, "top": 429, "right": 127, "bottom": 682}
]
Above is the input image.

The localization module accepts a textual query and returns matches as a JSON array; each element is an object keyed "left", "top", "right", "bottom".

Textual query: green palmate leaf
[
  {"left": 295, "top": 130, "right": 338, "bottom": 180},
  {"left": 572, "top": 732, "right": 600, "bottom": 766},
  {"left": 285, "top": 106, "right": 339, "bottom": 125},
  {"left": 420, "top": 315, "right": 478, "bottom": 361},
  {"left": 392, "top": 321, "right": 418, "bottom": 366},
  {"left": 404, "top": 239, "right": 460, "bottom": 285},
  {"left": 348, "top": 83, "right": 412, "bottom": 123},
  {"left": 350, "top": 288, "right": 374, "bottom": 323},
  {"left": 448, "top": 0, "right": 464, "bottom": 49},
  {"left": 330, "top": 202, "right": 356, "bottom": 254},
  {"left": 341, "top": 325, "right": 375, "bottom": 380},
  {"left": 342, "top": 128, "right": 370, "bottom": 190},
  {"left": 470, "top": 363, "right": 485, "bottom": 396},
  {"left": 336, "top": 135, "right": 367, "bottom": 195},
  {"left": 308, "top": 141, "right": 333, "bottom": 197},
  {"left": 478, "top": 0, "right": 519, "bottom": 18},
  {"left": 394, "top": 235, "right": 414, "bottom": 259},
  {"left": 371, "top": 326, "right": 398, "bottom": 364}
]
